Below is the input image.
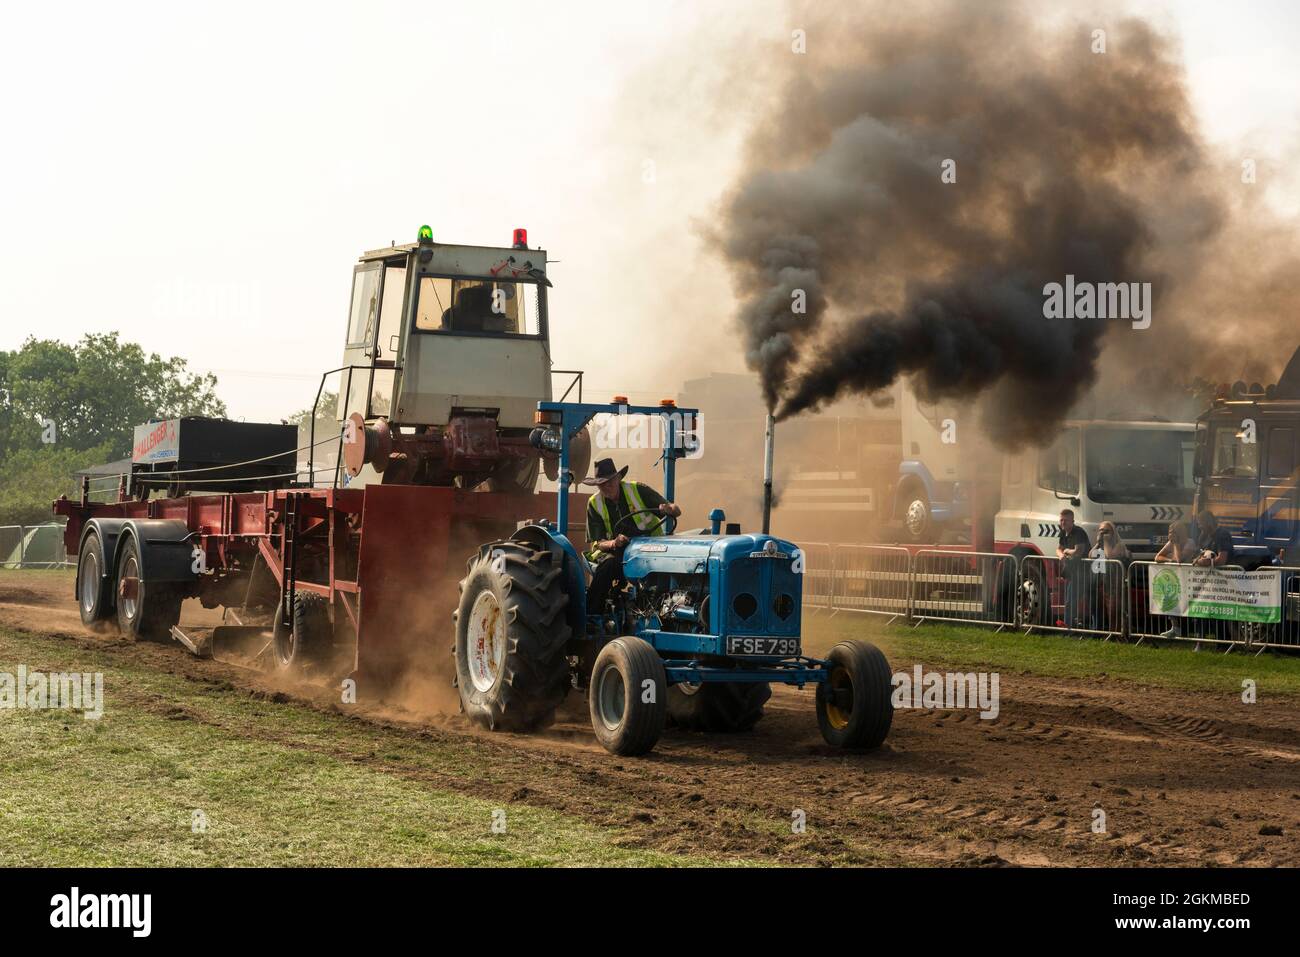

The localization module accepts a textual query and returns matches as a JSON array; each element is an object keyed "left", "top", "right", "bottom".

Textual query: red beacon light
[{"left": 512, "top": 228, "right": 528, "bottom": 249}]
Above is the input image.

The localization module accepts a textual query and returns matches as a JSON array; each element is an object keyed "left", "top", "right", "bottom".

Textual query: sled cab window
[
  {"left": 346, "top": 263, "right": 382, "bottom": 347},
  {"left": 413, "top": 277, "right": 542, "bottom": 338}
]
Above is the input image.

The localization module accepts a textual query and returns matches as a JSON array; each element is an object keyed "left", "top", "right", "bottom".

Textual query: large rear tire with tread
[
  {"left": 453, "top": 540, "right": 571, "bottom": 731},
  {"left": 588, "top": 636, "right": 666, "bottom": 756},
  {"left": 115, "top": 536, "right": 182, "bottom": 642},
  {"left": 77, "top": 532, "right": 113, "bottom": 625},
  {"left": 667, "top": 681, "right": 770, "bottom": 733},
  {"left": 816, "top": 639, "right": 893, "bottom": 749},
  {"left": 272, "top": 591, "right": 334, "bottom": 674}
]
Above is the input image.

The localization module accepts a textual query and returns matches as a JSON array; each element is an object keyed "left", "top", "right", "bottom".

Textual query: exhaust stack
[{"left": 762, "top": 413, "right": 775, "bottom": 534}]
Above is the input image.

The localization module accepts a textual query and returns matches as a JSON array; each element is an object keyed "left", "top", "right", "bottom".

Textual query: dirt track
[{"left": 3, "top": 572, "right": 1298, "bottom": 866}]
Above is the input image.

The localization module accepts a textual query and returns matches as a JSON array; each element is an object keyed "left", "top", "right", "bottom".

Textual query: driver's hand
[
  {"left": 658, "top": 503, "right": 682, "bottom": 518},
  {"left": 613, "top": 534, "right": 630, "bottom": 549}
]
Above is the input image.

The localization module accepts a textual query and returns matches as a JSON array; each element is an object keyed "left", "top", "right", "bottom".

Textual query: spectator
[
  {"left": 1154, "top": 521, "right": 1195, "bottom": 563},
  {"left": 1089, "top": 521, "right": 1129, "bottom": 629},
  {"left": 1056, "top": 508, "right": 1090, "bottom": 629},
  {"left": 1155, "top": 520, "right": 1201, "bottom": 643},
  {"left": 1191, "top": 510, "right": 1235, "bottom": 568}
]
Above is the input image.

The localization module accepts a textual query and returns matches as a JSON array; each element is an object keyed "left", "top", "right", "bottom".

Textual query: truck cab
[
  {"left": 1193, "top": 347, "right": 1300, "bottom": 567},
  {"left": 996, "top": 419, "right": 1196, "bottom": 559}
]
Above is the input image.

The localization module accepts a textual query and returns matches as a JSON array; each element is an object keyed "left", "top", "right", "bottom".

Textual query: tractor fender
[
  {"left": 510, "top": 522, "right": 587, "bottom": 632},
  {"left": 112, "top": 519, "right": 200, "bottom": 585}
]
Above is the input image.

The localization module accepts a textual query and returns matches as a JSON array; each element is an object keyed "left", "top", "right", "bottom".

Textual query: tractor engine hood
[{"left": 622, "top": 533, "right": 799, "bottom": 579}]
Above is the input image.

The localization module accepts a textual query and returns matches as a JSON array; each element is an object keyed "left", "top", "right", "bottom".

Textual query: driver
[{"left": 583, "top": 457, "right": 682, "bottom": 609}]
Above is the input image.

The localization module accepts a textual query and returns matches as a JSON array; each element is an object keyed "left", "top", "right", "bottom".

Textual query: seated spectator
[
  {"left": 1154, "top": 521, "right": 1195, "bottom": 563},
  {"left": 1191, "top": 510, "right": 1235, "bottom": 568}
]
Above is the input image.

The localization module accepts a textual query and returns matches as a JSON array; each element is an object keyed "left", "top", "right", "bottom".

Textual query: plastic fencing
[{"left": 0, "top": 524, "right": 71, "bottom": 569}]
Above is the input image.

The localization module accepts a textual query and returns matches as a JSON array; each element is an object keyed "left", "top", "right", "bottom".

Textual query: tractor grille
[{"left": 725, "top": 557, "right": 801, "bottom": 637}]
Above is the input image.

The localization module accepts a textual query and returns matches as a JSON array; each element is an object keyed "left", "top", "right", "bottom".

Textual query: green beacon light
[{"left": 417, "top": 224, "right": 433, "bottom": 243}]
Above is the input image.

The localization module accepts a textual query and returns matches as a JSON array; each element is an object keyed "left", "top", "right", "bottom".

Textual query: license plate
[{"left": 725, "top": 636, "right": 800, "bottom": 657}]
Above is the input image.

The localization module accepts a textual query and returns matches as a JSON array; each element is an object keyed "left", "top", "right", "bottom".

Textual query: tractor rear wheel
[
  {"left": 115, "top": 536, "right": 182, "bottom": 642},
  {"left": 272, "top": 591, "right": 335, "bottom": 674},
  {"left": 588, "top": 636, "right": 667, "bottom": 756},
  {"left": 77, "top": 532, "right": 113, "bottom": 625},
  {"left": 454, "top": 541, "right": 571, "bottom": 731},
  {"left": 816, "top": 640, "right": 893, "bottom": 749},
  {"left": 666, "top": 681, "right": 770, "bottom": 733}
]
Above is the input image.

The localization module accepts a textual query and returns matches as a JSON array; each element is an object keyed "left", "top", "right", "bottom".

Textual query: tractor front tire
[
  {"left": 114, "top": 536, "right": 182, "bottom": 642},
  {"left": 588, "top": 636, "right": 667, "bottom": 756},
  {"left": 272, "top": 591, "right": 334, "bottom": 674},
  {"left": 454, "top": 541, "right": 571, "bottom": 731},
  {"left": 667, "top": 681, "right": 771, "bottom": 733},
  {"left": 816, "top": 640, "right": 893, "bottom": 750}
]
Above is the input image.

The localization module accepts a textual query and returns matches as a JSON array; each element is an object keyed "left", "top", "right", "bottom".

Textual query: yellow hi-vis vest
[{"left": 586, "top": 482, "right": 664, "bottom": 563}]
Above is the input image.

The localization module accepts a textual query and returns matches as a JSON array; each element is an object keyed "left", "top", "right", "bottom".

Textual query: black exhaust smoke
[{"left": 713, "top": 1, "right": 1251, "bottom": 448}]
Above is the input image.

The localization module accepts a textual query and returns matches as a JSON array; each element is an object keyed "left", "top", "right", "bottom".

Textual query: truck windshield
[
  {"left": 1085, "top": 428, "right": 1195, "bottom": 504},
  {"left": 412, "top": 276, "right": 542, "bottom": 337}
]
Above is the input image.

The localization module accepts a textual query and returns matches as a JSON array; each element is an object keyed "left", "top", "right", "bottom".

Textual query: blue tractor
[{"left": 452, "top": 398, "right": 894, "bottom": 756}]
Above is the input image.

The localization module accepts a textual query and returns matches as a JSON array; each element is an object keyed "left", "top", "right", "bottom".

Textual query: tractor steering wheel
[{"left": 615, "top": 507, "right": 677, "bottom": 538}]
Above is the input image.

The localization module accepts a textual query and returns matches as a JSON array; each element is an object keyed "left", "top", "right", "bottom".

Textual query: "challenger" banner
[{"left": 1147, "top": 565, "right": 1281, "bottom": 623}]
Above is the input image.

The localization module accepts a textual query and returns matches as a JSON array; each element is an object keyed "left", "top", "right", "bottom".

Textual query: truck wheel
[
  {"left": 454, "top": 541, "right": 571, "bottom": 731},
  {"left": 816, "top": 640, "right": 893, "bottom": 749},
  {"left": 667, "top": 681, "right": 770, "bottom": 733},
  {"left": 589, "top": 636, "right": 667, "bottom": 756},
  {"left": 77, "top": 532, "right": 113, "bottom": 625},
  {"left": 1019, "top": 564, "right": 1050, "bottom": 626},
  {"left": 272, "top": 591, "right": 334, "bottom": 674},
  {"left": 115, "top": 537, "right": 182, "bottom": 642},
  {"left": 900, "top": 487, "right": 931, "bottom": 542}
]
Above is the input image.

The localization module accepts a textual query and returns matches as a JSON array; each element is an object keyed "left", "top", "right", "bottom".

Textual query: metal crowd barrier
[
  {"left": 909, "top": 549, "right": 1018, "bottom": 629},
  {"left": 1128, "top": 561, "right": 1300, "bottom": 652},
  {"left": 800, "top": 542, "right": 836, "bottom": 610},
  {"left": 803, "top": 544, "right": 1298, "bottom": 653},
  {"left": 1019, "top": 554, "right": 1126, "bottom": 639},
  {"left": 831, "top": 544, "right": 913, "bottom": 620}
]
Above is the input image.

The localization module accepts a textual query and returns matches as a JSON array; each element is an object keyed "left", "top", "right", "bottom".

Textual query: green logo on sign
[{"left": 1152, "top": 568, "right": 1181, "bottom": 613}]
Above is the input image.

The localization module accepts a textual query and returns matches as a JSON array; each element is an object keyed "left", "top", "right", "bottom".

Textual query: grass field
[{"left": 0, "top": 625, "right": 745, "bottom": 867}]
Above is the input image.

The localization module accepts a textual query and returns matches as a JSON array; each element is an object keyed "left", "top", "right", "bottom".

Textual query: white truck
[{"left": 892, "top": 386, "right": 1196, "bottom": 559}]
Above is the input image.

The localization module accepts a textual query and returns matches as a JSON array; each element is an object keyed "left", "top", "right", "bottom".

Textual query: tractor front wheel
[
  {"left": 667, "top": 681, "right": 770, "bottom": 733},
  {"left": 589, "top": 637, "right": 667, "bottom": 756},
  {"left": 816, "top": 640, "right": 893, "bottom": 749},
  {"left": 454, "top": 541, "right": 571, "bottom": 731}
]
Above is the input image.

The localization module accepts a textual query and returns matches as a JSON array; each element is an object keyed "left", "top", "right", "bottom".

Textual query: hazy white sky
[{"left": 2, "top": 0, "right": 1298, "bottom": 422}]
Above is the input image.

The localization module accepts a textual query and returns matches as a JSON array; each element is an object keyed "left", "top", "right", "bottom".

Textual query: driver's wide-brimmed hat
[{"left": 582, "top": 458, "right": 628, "bottom": 486}]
